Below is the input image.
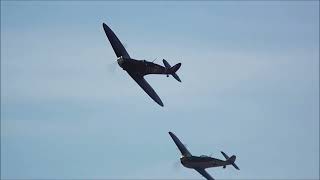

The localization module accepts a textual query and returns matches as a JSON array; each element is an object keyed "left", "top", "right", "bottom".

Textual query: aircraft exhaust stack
[
  {"left": 221, "top": 151, "right": 240, "bottom": 170},
  {"left": 163, "top": 59, "right": 182, "bottom": 82}
]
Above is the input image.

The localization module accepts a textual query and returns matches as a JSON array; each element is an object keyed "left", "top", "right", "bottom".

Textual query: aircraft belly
[
  {"left": 126, "top": 71, "right": 164, "bottom": 107},
  {"left": 122, "top": 61, "right": 146, "bottom": 74},
  {"left": 121, "top": 60, "right": 167, "bottom": 75},
  {"left": 184, "top": 161, "right": 216, "bottom": 169}
]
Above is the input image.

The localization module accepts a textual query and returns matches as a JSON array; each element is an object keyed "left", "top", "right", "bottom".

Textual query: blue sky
[{"left": 1, "top": 1, "right": 319, "bottom": 179}]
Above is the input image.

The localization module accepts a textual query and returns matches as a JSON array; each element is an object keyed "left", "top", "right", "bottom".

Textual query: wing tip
[
  {"left": 168, "top": 131, "right": 176, "bottom": 139},
  {"left": 158, "top": 101, "right": 164, "bottom": 107},
  {"left": 102, "top": 22, "right": 107, "bottom": 28},
  {"left": 155, "top": 96, "right": 164, "bottom": 107}
]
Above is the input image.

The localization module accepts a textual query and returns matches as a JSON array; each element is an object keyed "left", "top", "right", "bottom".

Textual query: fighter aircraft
[
  {"left": 102, "top": 23, "right": 181, "bottom": 106},
  {"left": 169, "top": 132, "right": 240, "bottom": 180}
]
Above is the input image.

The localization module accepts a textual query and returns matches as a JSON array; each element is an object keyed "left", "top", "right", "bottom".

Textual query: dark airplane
[
  {"left": 169, "top": 132, "right": 240, "bottom": 180},
  {"left": 102, "top": 23, "right": 182, "bottom": 106}
]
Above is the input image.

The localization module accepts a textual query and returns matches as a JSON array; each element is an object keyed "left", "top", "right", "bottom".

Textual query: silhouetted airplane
[
  {"left": 169, "top": 132, "right": 239, "bottom": 180},
  {"left": 102, "top": 23, "right": 181, "bottom": 106}
]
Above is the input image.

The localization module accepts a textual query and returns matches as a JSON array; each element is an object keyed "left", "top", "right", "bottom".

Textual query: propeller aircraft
[
  {"left": 169, "top": 132, "right": 240, "bottom": 180},
  {"left": 102, "top": 23, "right": 181, "bottom": 106}
]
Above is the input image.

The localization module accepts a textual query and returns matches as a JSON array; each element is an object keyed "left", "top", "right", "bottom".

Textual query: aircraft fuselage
[
  {"left": 117, "top": 57, "right": 168, "bottom": 76},
  {"left": 181, "top": 156, "right": 229, "bottom": 169}
]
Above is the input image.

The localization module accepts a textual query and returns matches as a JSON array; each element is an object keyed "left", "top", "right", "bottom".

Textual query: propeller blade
[
  {"left": 107, "top": 61, "right": 118, "bottom": 74},
  {"left": 172, "top": 160, "right": 182, "bottom": 172}
]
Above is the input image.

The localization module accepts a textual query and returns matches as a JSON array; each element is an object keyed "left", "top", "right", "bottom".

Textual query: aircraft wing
[
  {"left": 102, "top": 23, "right": 130, "bottom": 59},
  {"left": 195, "top": 168, "right": 215, "bottom": 180},
  {"left": 127, "top": 72, "right": 164, "bottom": 107},
  {"left": 168, "top": 132, "right": 192, "bottom": 157}
]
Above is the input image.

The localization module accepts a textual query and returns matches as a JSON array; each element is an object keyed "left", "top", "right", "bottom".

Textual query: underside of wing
[
  {"left": 168, "top": 132, "right": 192, "bottom": 157},
  {"left": 195, "top": 168, "right": 215, "bottom": 180},
  {"left": 102, "top": 23, "right": 130, "bottom": 59},
  {"left": 128, "top": 72, "right": 163, "bottom": 107}
]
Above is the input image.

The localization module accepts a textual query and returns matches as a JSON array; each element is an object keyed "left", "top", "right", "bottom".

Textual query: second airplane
[{"left": 169, "top": 132, "right": 240, "bottom": 180}]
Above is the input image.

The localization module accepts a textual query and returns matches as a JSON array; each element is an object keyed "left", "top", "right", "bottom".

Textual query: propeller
[
  {"left": 107, "top": 60, "right": 118, "bottom": 74},
  {"left": 172, "top": 159, "right": 182, "bottom": 172}
]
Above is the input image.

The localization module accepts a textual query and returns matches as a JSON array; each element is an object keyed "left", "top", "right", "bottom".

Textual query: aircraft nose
[
  {"left": 117, "top": 57, "right": 124, "bottom": 67},
  {"left": 180, "top": 158, "right": 188, "bottom": 166}
]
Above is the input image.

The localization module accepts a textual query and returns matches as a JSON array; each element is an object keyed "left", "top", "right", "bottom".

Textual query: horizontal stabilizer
[
  {"left": 221, "top": 151, "right": 240, "bottom": 170},
  {"left": 231, "top": 161, "right": 240, "bottom": 170},
  {"left": 163, "top": 59, "right": 181, "bottom": 82},
  {"left": 170, "top": 63, "right": 181, "bottom": 74},
  {"left": 221, "top": 151, "right": 229, "bottom": 159}
]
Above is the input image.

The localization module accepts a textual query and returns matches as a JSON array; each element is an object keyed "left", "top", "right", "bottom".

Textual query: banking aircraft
[
  {"left": 169, "top": 132, "right": 240, "bottom": 180},
  {"left": 102, "top": 23, "right": 181, "bottom": 106}
]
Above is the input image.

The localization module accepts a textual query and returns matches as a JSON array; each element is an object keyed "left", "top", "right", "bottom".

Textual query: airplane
[
  {"left": 168, "top": 132, "right": 240, "bottom": 180},
  {"left": 102, "top": 23, "right": 182, "bottom": 107}
]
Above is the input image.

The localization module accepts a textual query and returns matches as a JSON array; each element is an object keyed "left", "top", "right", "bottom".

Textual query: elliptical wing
[
  {"left": 195, "top": 168, "right": 215, "bottom": 180},
  {"left": 168, "top": 132, "right": 192, "bottom": 157},
  {"left": 102, "top": 23, "right": 130, "bottom": 58},
  {"left": 128, "top": 72, "right": 164, "bottom": 107}
]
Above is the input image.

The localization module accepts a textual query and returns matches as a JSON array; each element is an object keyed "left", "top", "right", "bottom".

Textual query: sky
[{"left": 1, "top": 1, "right": 319, "bottom": 179}]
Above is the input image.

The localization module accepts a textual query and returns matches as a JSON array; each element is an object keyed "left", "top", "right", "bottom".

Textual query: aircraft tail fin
[
  {"left": 163, "top": 59, "right": 181, "bottom": 82},
  {"left": 221, "top": 151, "right": 240, "bottom": 170}
]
